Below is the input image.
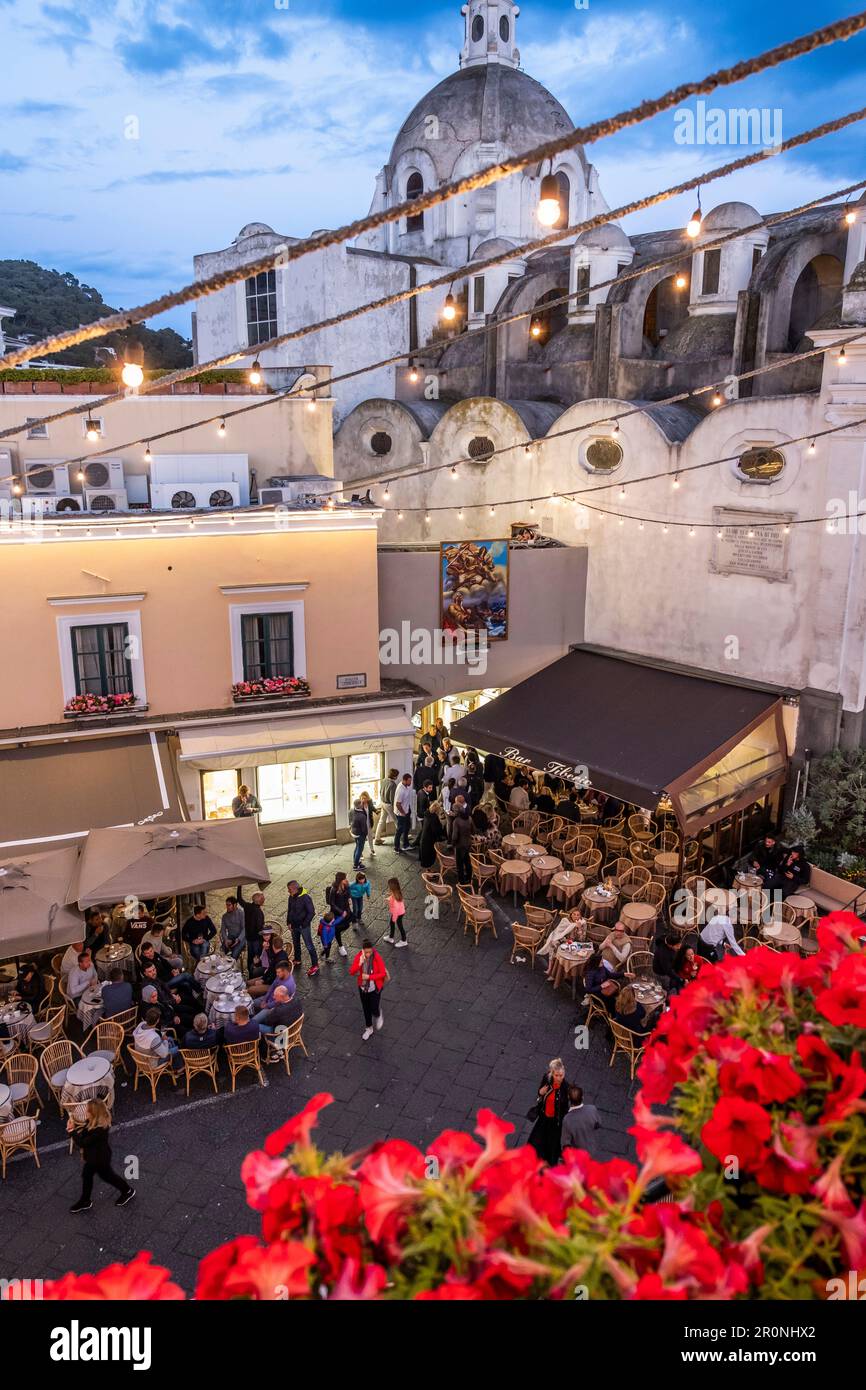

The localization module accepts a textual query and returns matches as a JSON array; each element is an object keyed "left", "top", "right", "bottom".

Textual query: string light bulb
[
  {"left": 838, "top": 346, "right": 847, "bottom": 365},
  {"left": 845, "top": 206, "right": 857, "bottom": 226},
  {"left": 619, "top": 486, "right": 626, "bottom": 499},
  {"left": 408, "top": 359, "right": 419, "bottom": 383},
  {"left": 808, "top": 439, "right": 816, "bottom": 455},
  {"left": 638, "top": 521, "right": 644, "bottom": 531},
  {"left": 76, "top": 469, "right": 85, "bottom": 482},
  {"left": 524, "top": 443, "right": 533, "bottom": 457},
  {"left": 457, "top": 508, "right": 464, "bottom": 520},
  {"left": 12, "top": 482, "right": 21, "bottom": 496},
  {"left": 619, "top": 516, "right": 625, "bottom": 526},
  {"left": 671, "top": 474, "right": 680, "bottom": 489},
  {"left": 383, "top": 483, "right": 391, "bottom": 500},
  {"left": 531, "top": 321, "right": 542, "bottom": 338},
  {"left": 611, "top": 420, "right": 620, "bottom": 437},
  {"left": 711, "top": 392, "right": 722, "bottom": 407},
  {"left": 451, "top": 465, "right": 459, "bottom": 479},
  {"left": 397, "top": 510, "right": 404, "bottom": 520},
  {"left": 121, "top": 342, "right": 144, "bottom": 388},
  {"left": 144, "top": 443, "right": 152, "bottom": 462},
  {"left": 249, "top": 359, "right": 262, "bottom": 386},
  {"left": 529, "top": 502, "right": 535, "bottom": 513},
  {"left": 442, "top": 291, "right": 457, "bottom": 322},
  {"left": 663, "top": 524, "right": 669, "bottom": 534},
  {"left": 424, "top": 512, "right": 431, "bottom": 523},
  {"left": 85, "top": 419, "right": 100, "bottom": 441},
  {"left": 218, "top": 419, "right": 227, "bottom": 438},
  {"left": 537, "top": 170, "right": 562, "bottom": 227},
  {"left": 689, "top": 527, "right": 696, "bottom": 537},
  {"left": 306, "top": 396, "right": 317, "bottom": 412},
  {"left": 686, "top": 192, "right": 703, "bottom": 239},
  {"left": 675, "top": 273, "right": 687, "bottom": 289},
  {"left": 489, "top": 505, "right": 496, "bottom": 517}
]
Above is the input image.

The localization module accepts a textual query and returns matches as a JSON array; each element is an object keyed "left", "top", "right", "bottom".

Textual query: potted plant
[
  {"left": 232, "top": 676, "right": 311, "bottom": 702},
  {"left": 63, "top": 692, "right": 140, "bottom": 719}
]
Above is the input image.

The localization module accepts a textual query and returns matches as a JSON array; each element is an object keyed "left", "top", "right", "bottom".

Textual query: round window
[
  {"left": 370, "top": 431, "right": 393, "bottom": 456},
  {"left": 468, "top": 435, "right": 495, "bottom": 462},
  {"left": 472, "top": 15, "right": 484, "bottom": 41},
  {"left": 500, "top": 15, "right": 510, "bottom": 41},
  {"left": 737, "top": 447, "right": 785, "bottom": 482},
  {"left": 584, "top": 438, "right": 623, "bottom": 473}
]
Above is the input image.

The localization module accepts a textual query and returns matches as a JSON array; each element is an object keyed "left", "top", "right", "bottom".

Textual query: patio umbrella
[
  {"left": 0, "top": 845, "right": 84, "bottom": 958},
  {"left": 72, "top": 819, "right": 270, "bottom": 908}
]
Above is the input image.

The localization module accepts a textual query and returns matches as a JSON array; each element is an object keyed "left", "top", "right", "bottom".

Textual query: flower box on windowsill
[
  {"left": 63, "top": 697, "right": 146, "bottom": 720},
  {"left": 231, "top": 678, "right": 311, "bottom": 703}
]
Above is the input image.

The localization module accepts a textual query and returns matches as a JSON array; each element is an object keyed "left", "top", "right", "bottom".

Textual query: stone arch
[
  {"left": 788, "top": 254, "right": 844, "bottom": 348},
  {"left": 642, "top": 274, "right": 690, "bottom": 351},
  {"left": 609, "top": 260, "right": 690, "bottom": 357},
  {"left": 751, "top": 229, "right": 846, "bottom": 355}
]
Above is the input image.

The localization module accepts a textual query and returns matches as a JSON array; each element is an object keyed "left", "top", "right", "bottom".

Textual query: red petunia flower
[
  {"left": 630, "top": 1125, "right": 702, "bottom": 1185},
  {"left": 195, "top": 1236, "right": 262, "bottom": 1300},
  {"left": 719, "top": 1045, "right": 804, "bottom": 1105},
  {"left": 40, "top": 1253, "right": 185, "bottom": 1301},
  {"left": 219, "top": 1241, "right": 318, "bottom": 1301},
  {"left": 264, "top": 1093, "right": 334, "bottom": 1156},
  {"left": 701, "top": 1096, "right": 772, "bottom": 1170},
  {"left": 357, "top": 1139, "right": 427, "bottom": 1245},
  {"left": 814, "top": 955, "right": 866, "bottom": 1029},
  {"left": 328, "top": 1258, "right": 387, "bottom": 1300}
]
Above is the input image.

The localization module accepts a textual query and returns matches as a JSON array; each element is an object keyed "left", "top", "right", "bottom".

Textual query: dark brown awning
[
  {"left": 0, "top": 731, "right": 186, "bottom": 855},
  {"left": 451, "top": 649, "right": 787, "bottom": 831}
]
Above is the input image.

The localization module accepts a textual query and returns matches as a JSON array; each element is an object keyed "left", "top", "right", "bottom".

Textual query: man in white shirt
[
  {"left": 393, "top": 773, "right": 414, "bottom": 853},
  {"left": 699, "top": 910, "right": 745, "bottom": 960},
  {"left": 67, "top": 950, "right": 97, "bottom": 1001},
  {"left": 60, "top": 940, "right": 84, "bottom": 978}
]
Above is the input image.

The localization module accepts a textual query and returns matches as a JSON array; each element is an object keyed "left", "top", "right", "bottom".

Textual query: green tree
[{"left": 805, "top": 747, "right": 866, "bottom": 857}]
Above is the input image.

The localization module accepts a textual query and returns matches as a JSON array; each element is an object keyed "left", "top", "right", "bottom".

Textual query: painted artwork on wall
[{"left": 440, "top": 539, "right": 509, "bottom": 642}]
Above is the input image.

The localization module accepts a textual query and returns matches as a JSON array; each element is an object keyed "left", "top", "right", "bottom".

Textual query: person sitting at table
[
  {"left": 137, "top": 940, "right": 173, "bottom": 983},
  {"left": 182, "top": 1013, "right": 221, "bottom": 1051},
  {"left": 698, "top": 908, "right": 744, "bottom": 962},
  {"left": 533, "top": 785, "right": 557, "bottom": 814},
  {"left": 124, "top": 903, "right": 154, "bottom": 950},
  {"left": 577, "top": 951, "right": 621, "bottom": 1016},
  {"left": 250, "top": 962, "right": 296, "bottom": 1014},
  {"left": 220, "top": 897, "right": 246, "bottom": 962},
  {"left": 509, "top": 780, "right": 530, "bottom": 811},
  {"left": 539, "top": 908, "right": 587, "bottom": 977},
  {"left": 652, "top": 933, "right": 682, "bottom": 994},
  {"left": 613, "top": 984, "right": 650, "bottom": 1035},
  {"left": 60, "top": 940, "right": 85, "bottom": 979},
  {"left": 247, "top": 932, "right": 290, "bottom": 995},
  {"left": 747, "top": 833, "right": 784, "bottom": 889},
  {"left": 780, "top": 845, "right": 811, "bottom": 898},
  {"left": 84, "top": 912, "right": 111, "bottom": 955},
  {"left": 256, "top": 985, "right": 303, "bottom": 1036},
  {"left": 223, "top": 1004, "right": 261, "bottom": 1045},
  {"left": 137, "top": 963, "right": 178, "bottom": 1028},
  {"left": 673, "top": 942, "right": 702, "bottom": 986},
  {"left": 140, "top": 922, "right": 183, "bottom": 971},
  {"left": 67, "top": 950, "right": 97, "bottom": 1003},
  {"left": 16, "top": 962, "right": 46, "bottom": 1011},
  {"left": 101, "top": 968, "right": 133, "bottom": 1018},
  {"left": 133, "top": 1007, "right": 181, "bottom": 1068},
  {"left": 600, "top": 922, "right": 631, "bottom": 972},
  {"left": 182, "top": 904, "right": 217, "bottom": 962}
]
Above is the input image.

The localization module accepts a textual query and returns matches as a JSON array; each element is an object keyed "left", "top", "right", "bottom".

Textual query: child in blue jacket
[
  {"left": 349, "top": 872, "right": 371, "bottom": 926},
  {"left": 317, "top": 911, "right": 337, "bottom": 962}
]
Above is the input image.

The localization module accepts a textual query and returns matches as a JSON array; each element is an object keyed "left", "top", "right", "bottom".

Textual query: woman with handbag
[{"left": 527, "top": 1057, "right": 569, "bottom": 1166}]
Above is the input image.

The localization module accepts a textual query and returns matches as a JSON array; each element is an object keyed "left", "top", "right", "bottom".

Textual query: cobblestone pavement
[{"left": 0, "top": 840, "right": 637, "bottom": 1294}]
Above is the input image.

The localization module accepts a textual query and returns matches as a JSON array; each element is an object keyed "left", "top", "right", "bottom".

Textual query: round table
[
  {"left": 531, "top": 854, "right": 562, "bottom": 888},
  {"left": 632, "top": 980, "right": 667, "bottom": 1016},
  {"left": 786, "top": 894, "right": 818, "bottom": 928},
  {"left": 547, "top": 870, "right": 585, "bottom": 908},
  {"left": 654, "top": 851, "right": 679, "bottom": 878},
  {"left": 0, "top": 1003, "right": 33, "bottom": 1044},
  {"left": 516, "top": 843, "right": 546, "bottom": 862},
  {"left": 620, "top": 901, "right": 656, "bottom": 935},
  {"left": 196, "top": 956, "right": 238, "bottom": 985},
  {"left": 77, "top": 986, "right": 104, "bottom": 1031},
  {"left": 62, "top": 1055, "right": 115, "bottom": 1108},
  {"left": 733, "top": 871, "right": 763, "bottom": 892},
  {"left": 551, "top": 942, "right": 593, "bottom": 993},
  {"left": 582, "top": 884, "right": 620, "bottom": 924},
  {"left": 499, "top": 859, "right": 532, "bottom": 902},
  {"left": 735, "top": 888, "right": 769, "bottom": 928},
  {"left": 502, "top": 832, "right": 532, "bottom": 854},
  {"left": 209, "top": 990, "right": 253, "bottom": 1030},
  {"left": 0, "top": 1082, "right": 12, "bottom": 1121},
  {"left": 761, "top": 921, "right": 802, "bottom": 952},
  {"left": 95, "top": 943, "right": 134, "bottom": 981}
]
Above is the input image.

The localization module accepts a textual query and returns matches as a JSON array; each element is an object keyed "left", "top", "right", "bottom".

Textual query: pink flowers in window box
[
  {"left": 232, "top": 676, "right": 311, "bottom": 700},
  {"left": 63, "top": 692, "right": 138, "bottom": 716}
]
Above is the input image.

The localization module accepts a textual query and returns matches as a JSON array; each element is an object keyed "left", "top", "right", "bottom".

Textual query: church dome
[
  {"left": 701, "top": 202, "right": 761, "bottom": 234},
  {"left": 388, "top": 64, "right": 578, "bottom": 185},
  {"left": 576, "top": 223, "right": 632, "bottom": 253}
]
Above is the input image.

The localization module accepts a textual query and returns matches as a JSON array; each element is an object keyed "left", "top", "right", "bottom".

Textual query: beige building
[{"left": 0, "top": 508, "right": 418, "bottom": 854}]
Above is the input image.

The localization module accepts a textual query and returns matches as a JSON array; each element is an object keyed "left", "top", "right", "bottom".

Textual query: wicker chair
[
  {"left": 511, "top": 810, "right": 539, "bottom": 837},
  {"left": 83, "top": 1020, "right": 126, "bottom": 1074},
  {"left": 524, "top": 904, "right": 556, "bottom": 933},
  {"left": 178, "top": 1046, "right": 220, "bottom": 1096},
  {"left": 652, "top": 830, "right": 680, "bottom": 855},
  {"left": 609, "top": 1021, "right": 648, "bottom": 1079},
  {"left": 421, "top": 872, "right": 454, "bottom": 919},
  {"left": 602, "top": 857, "right": 634, "bottom": 886},
  {"left": 129, "top": 1046, "right": 178, "bottom": 1102},
  {"left": 626, "top": 950, "right": 656, "bottom": 982},
  {"left": 39, "top": 1039, "right": 83, "bottom": 1113},
  {"left": 634, "top": 881, "right": 667, "bottom": 915},
  {"left": 601, "top": 831, "right": 628, "bottom": 860},
  {"left": 435, "top": 845, "right": 458, "bottom": 881},
  {"left": 535, "top": 815, "right": 557, "bottom": 846},
  {"left": 224, "top": 1040, "right": 265, "bottom": 1091},
  {"left": 627, "top": 813, "right": 656, "bottom": 842},
  {"left": 3, "top": 1054, "right": 40, "bottom": 1115},
  {"left": 488, "top": 847, "right": 505, "bottom": 870},
  {"left": 581, "top": 849, "right": 603, "bottom": 885},
  {"left": 27, "top": 1005, "right": 65, "bottom": 1053},
  {"left": 263, "top": 1016, "right": 308, "bottom": 1076},
  {"left": 683, "top": 839, "right": 701, "bottom": 870},
  {"left": 469, "top": 853, "right": 498, "bottom": 895},
  {"left": 457, "top": 885, "right": 488, "bottom": 930},
  {"left": 57, "top": 974, "right": 77, "bottom": 1027},
  {"left": 584, "top": 994, "right": 611, "bottom": 1029},
  {"left": 0, "top": 1117, "right": 40, "bottom": 1178},
  {"left": 549, "top": 827, "right": 573, "bottom": 858},
  {"left": 510, "top": 922, "right": 545, "bottom": 968},
  {"left": 464, "top": 902, "right": 497, "bottom": 948},
  {"left": 629, "top": 839, "right": 657, "bottom": 871},
  {"left": 618, "top": 864, "right": 652, "bottom": 901}
]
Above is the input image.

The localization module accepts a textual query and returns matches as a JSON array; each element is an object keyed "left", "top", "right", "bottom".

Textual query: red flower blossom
[
  {"left": 631, "top": 1273, "right": 688, "bottom": 1300},
  {"left": 41, "top": 1253, "right": 185, "bottom": 1301},
  {"left": 815, "top": 955, "right": 866, "bottom": 1029},
  {"left": 264, "top": 1092, "right": 334, "bottom": 1156},
  {"left": 701, "top": 1097, "right": 772, "bottom": 1170},
  {"left": 328, "top": 1258, "right": 387, "bottom": 1300},
  {"left": 719, "top": 1045, "right": 804, "bottom": 1105},
  {"left": 630, "top": 1125, "right": 702, "bottom": 1185},
  {"left": 195, "top": 1236, "right": 262, "bottom": 1300},
  {"left": 218, "top": 1241, "right": 318, "bottom": 1300},
  {"left": 357, "top": 1139, "right": 426, "bottom": 1245},
  {"left": 821, "top": 1054, "right": 866, "bottom": 1124},
  {"left": 241, "top": 1150, "right": 289, "bottom": 1212}
]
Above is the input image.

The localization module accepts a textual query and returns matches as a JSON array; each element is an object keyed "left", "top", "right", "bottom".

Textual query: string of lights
[
  {"left": 2, "top": 11, "right": 865, "bottom": 370},
  {"left": 3, "top": 167, "right": 861, "bottom": 455}
]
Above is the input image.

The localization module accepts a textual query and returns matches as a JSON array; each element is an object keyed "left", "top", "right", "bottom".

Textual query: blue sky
[{"left": 1, "top": 0, "right": 864, "bottom": 339}]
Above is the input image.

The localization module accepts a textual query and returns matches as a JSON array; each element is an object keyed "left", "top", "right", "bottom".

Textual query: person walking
[
  {"left": 559, "top": 1086, "right": 602, "bottom": 1154},
  {"left": 374, "top": 768, "right": 399, "bottom": 845},
  {"left": 67, "top": 1099, "right": 136, "bottom": 1213},
  {"left": 349, "top": 871, "right": 371, "bottom": 927},
  {"left": 349, "top": 799, "right": 369, "bottom": 870},
  {"left": 384, "top": 877, "right": 408, "bottom": 948},
  {"left": 285, "top": 880, "right": 319, "bottom": 977},
  {"left": 451, "top": 806, "right": 473, "bottom": 885},
  {"left": 349, "top": 938, "right": 388, "bottom": 1041},
  {"left": 325, "top": 872, "right": 351, "bottom": 957},
  {"left": 527, "top": 1058, "right": 569, "bottom": 1166},
  {"left": 359, "top": 791, "right": 377, "bottom": 859},
  {"left": 393, "top": 773, "right": 414, "bottom": 853}
]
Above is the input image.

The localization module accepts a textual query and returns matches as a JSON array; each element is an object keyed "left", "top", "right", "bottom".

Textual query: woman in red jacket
[{"left": 349, "top": 939, "right": 388, "bottom": 1040}]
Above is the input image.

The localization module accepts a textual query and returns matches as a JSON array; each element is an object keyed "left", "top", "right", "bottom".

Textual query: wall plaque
[
  {"left": 710, "top": 507, "right": 794, "bottom": 582},
  {"left": 336, "top": 672, "right": 367, "bottom": 690}
]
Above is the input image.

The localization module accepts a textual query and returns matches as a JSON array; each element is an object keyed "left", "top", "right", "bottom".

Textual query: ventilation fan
[{"left": 81, "top": 458, "right": 124, "bottom": 490}]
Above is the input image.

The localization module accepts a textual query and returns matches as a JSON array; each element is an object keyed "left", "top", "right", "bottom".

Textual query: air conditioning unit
[
  {"left": 25, "top": 494, "right": 84, "bottom": 515},
  {"left": 85, "top": 488, "right": 129, "bottom": 514},
  {"left": 148, "top": 454, "right": 249, "bottom": 505},
  {"left": 260, "top": 476, "right": 335, "bottom": 506},
  {"left": 149, "top": 481, "right": 241, "bottom": 511},
  {"left": 80, "top": 457, "right": 124, "bottom": 491},
  {"left": 24, "top": 461, "right": 70, "bottom": 494}
]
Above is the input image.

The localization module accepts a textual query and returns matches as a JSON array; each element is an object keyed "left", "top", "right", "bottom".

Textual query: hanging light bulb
[
  {"left": 249, "top": 359, "right": 263, "bottom": 385},
  {"left": 121, "top": 341, "right": 144, "bottom": 388},
  {"left": 747, "top": 529, "right": 755, "bottom": 539},
  {"left": 76, "top": 469, "right": 85, "bottom": 482},
  {"left": 808, "top": 439, "right": 816, "bottom": 455},
  {"left": 397, "top": 510, "right": 404, "bottom": 520},
  {"left": 450, "top": 465, "right": 459, "bottom": 480},
  {"left": 686, "top": 192, "right": 702, "bottom": 239},
  {"left": 151, "top": 524, "right": 158, "bottom": 534},
  {"left": 711, "top": 391, "right": 722, "bottom": 407},
  {"left": 845, "top": 206, "right": 857, "bottom": 226},
  {"left": 618, "top": 516, "right": 625, "bottom": 526},
  {"left": 675, "top": 273, "right": 687, "bottom": 290},
  {"left": 12, "top": 482, "right": 21, "bottom": 495},
  {"left": 530, "top": 321, "right": 542, "bottom": 339},
  {"left": 662, "top": 524, "right": 669, "bottom": 535},
  {"left": 838, "top": 345, "right": 847, "bottom": 365},
  {"left": 489, "top": 505, "right": 496, "bottom": 517},
  {"left": 537, "top": 170, "right": 562, "bottom": 227},
  {"left": 144, "top": 443, "right": 152, "bottom": 462},
  {"left": 716, "top": 529, "right": 723, "bottom": 539},
  {"left": 524, "top": 443, "right": 534, "bottom": 457},
  {"left": 619, "top": 485, "right": 626, "bottom": 499},
  {"left": 671, "top": 474, "right": 680, "bottom": 489},
  {"left": 638, "top": 521, "right": 644, "bottom": 531},
  {"left": 85, "top": 418, "right": 100, "bottom": 441},
  {"left": 383, "top": 483, "right": 391, "bottom": 500},
  {"left": 689, "top": 527, "right": 696, "bottom": 537},
  {"left": 306, "top": 396, "right": 317, "bottom": 412},
  {"left": 783, "top": 524, "right": 791, "bottom": 534},
  {"left": 408, "top": 359, "right": 419, "bottom": 383},
  {"left": 551, "top": 492, "right": 560, "bottom": 505},
  {"left": 424, "top": 512, "right": 431, "bottom": 523},
  {"left": 529, "top": 501, "right": 535, "bottom": 513},
  {"left": 457, "top": 508, "right": 464, "bottom": 520},
  {"left": 441, "top": 290, "right": 457, "bottom": 322},
  {"left": 218, "top": 419, "right": 227, "bottom": 438}
]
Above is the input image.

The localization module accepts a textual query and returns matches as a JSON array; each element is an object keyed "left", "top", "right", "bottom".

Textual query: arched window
[
  {"left": 472, "top": 15, "right": 485, "bottom": 41},
  {"left": 554, "top": 172, "right": 570, "bottom": 229},
  {"left": 406, "top": 171, "right": 424, "bottom": 234},
  {"left": 788, "top": 254, "right": 843, "bottom": 349},
  {"left": 500, "top": 15, "right": 510, "bottom": 41}
]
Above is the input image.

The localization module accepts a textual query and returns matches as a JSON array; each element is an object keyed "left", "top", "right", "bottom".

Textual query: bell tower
[{"left": 460, "top": 1, "right": 520, "bottom": 69}]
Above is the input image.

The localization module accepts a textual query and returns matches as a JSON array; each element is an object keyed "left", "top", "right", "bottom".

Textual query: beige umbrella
[
  {"left": 0, "top": 845, "right": 84, "bottom": 958},
  {"left": 73, "top": 819, "right": 270, "bottom": 909}
]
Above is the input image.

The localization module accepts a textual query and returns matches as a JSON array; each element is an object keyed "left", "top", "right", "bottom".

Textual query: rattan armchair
[
  {"left": 129, "top": 1046, "right": 178, "bottom": 1102},
  {"left": 179, "top": 1046, "right": 220, "bottom": 1096},
  {"left": 626, "top": 950, "right": 656, "bottom": 981},
  {"left": 224, "top": 1039, "right": 265, "bottom": 1091},
  {"left": 39, "top": 1039, "right": 83, "bottom": 1113},
  {"left": 509, "top": 922, "right": 545, "bottom": 968},
  {"left": 469, "top": 853, "right": 498, "bottom": 895},
  {"left": 464, "top": 901, "right": 497, "bottom": 948},
  {"left": 421, "top": 871, "right": 455, "bottom": 919},
  {"left": 263, "top": 1016, "right": 308, "bottom": 1076},
  {"left": 83, "top": 1019, "right": 125, "bottom": 1074},
  {"left": 609, "top": 1021, "right": 648, "bottom": 1079},
  {"left": 27, "top": 1005, "right": 65, "bottom": 1053},
  {"left": 627, "top": 813, "right": 656, "bottom": 842},
  {"left": 435, "top": 845, "right": 458, "bottom": 881},
  {"left": 3, "top": 1054, "right": 40, "bottom": 1115},
  {"left": 0, "top": 1117, "right": 39, "bottom": 1178}
]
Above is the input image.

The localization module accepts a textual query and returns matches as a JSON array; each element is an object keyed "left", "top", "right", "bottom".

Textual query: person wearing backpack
[{"left": 325, "top": 872, "right": 351, "bottom": 957}]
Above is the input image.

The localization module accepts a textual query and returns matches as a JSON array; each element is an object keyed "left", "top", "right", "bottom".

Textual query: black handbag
[{"left": 526, "top": 1102, "right": 540, "bottom": 1122}]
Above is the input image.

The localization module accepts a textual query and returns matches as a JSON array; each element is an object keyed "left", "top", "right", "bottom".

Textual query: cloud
[
  {"left": 0, "top": 151, "right": 28, "bottom": 171},
  {"left": 6, "top": 98, "right": 79, "bottom": 117},
  {"left": 100, "top": 163, "right": 296, "bottom": 191},
  {"left": 116, "top": 22, "right": 231, "bottom": 75}
]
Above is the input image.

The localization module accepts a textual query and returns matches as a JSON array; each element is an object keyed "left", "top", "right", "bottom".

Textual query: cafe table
[
  {"left": 786, "top": 894, "right": 818, "bottom": 929},
  {"left": 502, "top": 832, "right": 533, "bottom": 854},
  {"left": 516, "top": 843, "right": 546, "bottom": 863},
  {"left": 761, "top": 920, "right": 802, "bottom": 952},
  {"left": 0, "top": 1001, "right": 33, "bottom": 1045},
  {"left": 581, "top": 884, "right": 620, "bottom": 925},
  {"left": 704, "top": 886, "right": 735, "bottom": 916},
  {"left": 551, "top": 941, "right": 593, "bottom": 996},
  {"left": 530, "top": 854, "right": 562, "bottom": 889},
  {"left": 632, "top": 979, "right": 667, "bottom": 1018},
  {"left": 620, "top": 900, "right": 656, "bottom": 935},
  {"left": 654, "top": 851, "right": 680, "bottom": 880},
  {"left": 0, "top": 1083, "right": 12, "bottom": 1121},
  {"left": 498, "top": 859, "right": 533, "bottom": 905},
  {"left": 76, "top": 984, "right": 104, "bottom": 1032},
  {"left": 547, "top": 870, "right": 585, "bottom": 909},
  {"left": 733, "top": 870, "right": 763, "bottom": 892},
  {"left": 95, "top": 942, "right": 134, "bottom": 981},
  {"left": 61, "top": 1054, "right": 115, "bottom": 1107},
  {"left": 209, "top": 988, "right": 254, "bottom": 1030}
]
